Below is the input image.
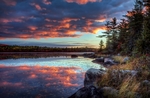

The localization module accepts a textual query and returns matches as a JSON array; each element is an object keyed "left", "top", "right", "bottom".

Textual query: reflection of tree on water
[
  {"left": 0, "top": 52, "right": 93, "bottom": 60},
  {"left": 0, "top": 52, "right": 69, "bottom": 60}
]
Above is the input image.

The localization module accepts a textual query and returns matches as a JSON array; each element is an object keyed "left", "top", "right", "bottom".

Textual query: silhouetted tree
[
  {"left": 99, "top": 40, "right": 104, "bottom": 52},
  {"left": 136, "top": 0, "right": 150, "bottom": 54}
]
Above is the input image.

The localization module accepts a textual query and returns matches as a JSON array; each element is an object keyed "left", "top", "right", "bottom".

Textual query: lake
[{"left": 0, "top": 52, "right": 104, "bottom": 98}]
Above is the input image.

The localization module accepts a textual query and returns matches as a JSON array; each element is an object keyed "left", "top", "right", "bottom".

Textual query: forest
[
  {"left": 0, "top": 44, "right": 97, "bottom": 52},
  {"left": 98, "top": 0, "right": 150, "bottom": 56}
]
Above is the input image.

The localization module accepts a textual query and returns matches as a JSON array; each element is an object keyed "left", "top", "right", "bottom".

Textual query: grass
[
  {"left": 96, "top": 55, "right": 150, "bottom": 98},
  {"left": 112, "top": 56, "right": 127, "bottom": 64}
]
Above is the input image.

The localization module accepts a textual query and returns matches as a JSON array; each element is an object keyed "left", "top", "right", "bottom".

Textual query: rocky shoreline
[
  {"left": 69, "top": 55, "right": 150, "bottom": 98},
  {"left": 68, "top": 55, "right": 118, "bottom": 98},
  {"left": 69, "top": 68, "right": 150, "bottom": 98}
]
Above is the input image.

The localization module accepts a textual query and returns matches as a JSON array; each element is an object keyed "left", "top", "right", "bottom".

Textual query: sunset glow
[{"left": 0, "top": 0, "right": 133, "bottom": 47}]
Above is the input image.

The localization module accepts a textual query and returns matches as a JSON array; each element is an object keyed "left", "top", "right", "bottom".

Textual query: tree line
[
  {"left": 98, "top": 0, "right": 150, "bottom": 56},
  {"left": 0, "top": 45, "right": 97, "bottom": 52}
]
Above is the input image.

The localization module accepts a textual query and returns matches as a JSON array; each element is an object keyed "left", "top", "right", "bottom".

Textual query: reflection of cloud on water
[{"left": 0, "top": 65, "right": 84, "bottom": 98}]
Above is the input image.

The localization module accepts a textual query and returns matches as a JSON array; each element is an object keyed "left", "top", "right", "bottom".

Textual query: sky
[{"left": 0, "top": 0, "right": 134, "bottom": 48}]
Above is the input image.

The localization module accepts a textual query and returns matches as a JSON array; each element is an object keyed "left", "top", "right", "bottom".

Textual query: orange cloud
[
  {"left": 66, "top": 0, "right": 102, "bottom": 4},
  {"left": 95, "top": 18, "right": 106, "bottom": 22},
  {"left": 28, "top": 73, "right": 37, "bottom": 79},
  {"left": 0, "top": 16, "right": 106, "bottom": 39},
  {"left": 17, "top": 66, "right": 30, "bottom": 70},
  {"left": 16, "top": 34, "right": 33, "bottom": 39},
  {"left": 62, "top": 18, "right": 79, "bottom": 23},
  {"left": 91, "top": 26, "right": 106, "bottom": 34},
  {"left": 95, "top": 14, "right": 107, "bottom": 22},
  {"left": 28, "top": 26, "right": 38, "bottom": 31}
]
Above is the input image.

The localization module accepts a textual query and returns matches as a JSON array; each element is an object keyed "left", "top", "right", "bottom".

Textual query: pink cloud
[
  {"left": 43, "top": 0, "right": 51, "bottom": 5},
  {"left": 31, "top": 3, "right": 42, "bottom": 10},
  {"left": 0, "top": 18, "right": 23, "bottom": 23},
  {"left": 0, "top": 81, "right": 22, "bottom": 87},
  {"left": 35, "top": 4, "right": 42, "bottom": 10},
  {"left": 3, "top": 0, "right": 17, "bottom": 6}
]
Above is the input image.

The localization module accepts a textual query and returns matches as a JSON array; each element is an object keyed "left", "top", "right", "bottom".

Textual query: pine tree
[
  {"left": 99, "top": 40, "right": 104, "bottom": 52},
  {"left": 117, "top": 19, "right": 128, "bottom": 53},
  {"left": 123, "top": 0, "right": 144, "bottom": 55},
  {"left": 136, "top": 0, "right": 150, "bottom": 54}
]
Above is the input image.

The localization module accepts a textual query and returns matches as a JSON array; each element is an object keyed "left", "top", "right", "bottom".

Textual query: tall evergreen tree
[
  {"left": 97, "top": 17, "right": 118, "bottom": 54},
  {"left": 136, "top": 0, "right": 150, "bottom": 54},
  {"left": 99, "top": 40, "right": 104, "bottom": 52},
  {"left": 117, "top": 19, "right": 129, "bottom": 53},
  {"left": 123, "top": 0, "right": 144, "bottom": 55}
]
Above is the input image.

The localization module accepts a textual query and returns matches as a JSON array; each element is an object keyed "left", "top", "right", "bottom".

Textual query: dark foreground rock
[
  {"left": 68, "top": 86, "right": 103, "bottom": 98},
  {"left": 69, "top": 68, "right": 143, "bottom": 98},
  {"left": 84, "top": 68, "right": 106, "bottom": 88},
  {"left": 69, "top": 68, "right": 106, "bottom": 98}
]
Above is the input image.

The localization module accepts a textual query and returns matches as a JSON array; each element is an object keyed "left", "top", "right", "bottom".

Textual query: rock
[
  {"left": 140, "top": 80, "right": 150, "bottom": 91},
  {"left": 70, "top": 67, "right": 140, "bottom": 98},
  {"left": 101, "top": 87, "right": 118, "bottom": 98},
  {"left": 119, "top": 70, "right": 138, "bottom": 76},
  {"left": 71, "top": 55, "right": 78, "bottom": 58},
  {"left": 141, "top": 80, "right": 150, "bottom": 86},
  {"left": 104, "top": 58, "right": 115, "bottom": 66},
  {"left": 121, "top": 56, "right": 129, "bottom": 64},
  {"left": 83, "top": 53, "right": 96, "bottom": 58},
  {"left": 68, "top": 86, "right": 103, "bottom": 98},
  {"left": 84, "top": 68, "right": 106, "bottom": 88},
  {"left": 95, "top": 57, "right": 104, "bottom": 62}
]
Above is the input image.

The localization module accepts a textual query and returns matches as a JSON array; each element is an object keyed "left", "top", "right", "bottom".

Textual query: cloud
[
  {"left": 2, "top": 0, "right": 17, "bottom": 6},
  {"left": 43, "top": 0, "right": 51, "bottom": 5},
  {"left": 0, "top": 0, "right": 133, "bottom": 39},
  {"left": 65, "top": 0, "right": 102, "bottom": 4},
  {"left": 30, "top": 3, "right": 42, "bottom": 10}
]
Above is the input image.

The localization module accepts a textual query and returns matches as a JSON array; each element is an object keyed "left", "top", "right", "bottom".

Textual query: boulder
[
  {"left": 95, "top": 57, "right": 104, "bottom": 62},
  {"left": 68, "top": 86, "right": 103, "bottom": 98},
  {"left": 84, "top": 68, "right": 106, "bottom": 88},
  {"left": 104, "top": 58, "right": 115, "bottom": 66},
  {"left": 69, "top": 67, "right": 140, "bottom": 98}
]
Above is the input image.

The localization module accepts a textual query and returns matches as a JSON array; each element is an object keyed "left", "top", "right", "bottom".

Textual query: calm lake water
[{"left": 0, "top": 52, "right": 104, "bottom": 98}]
